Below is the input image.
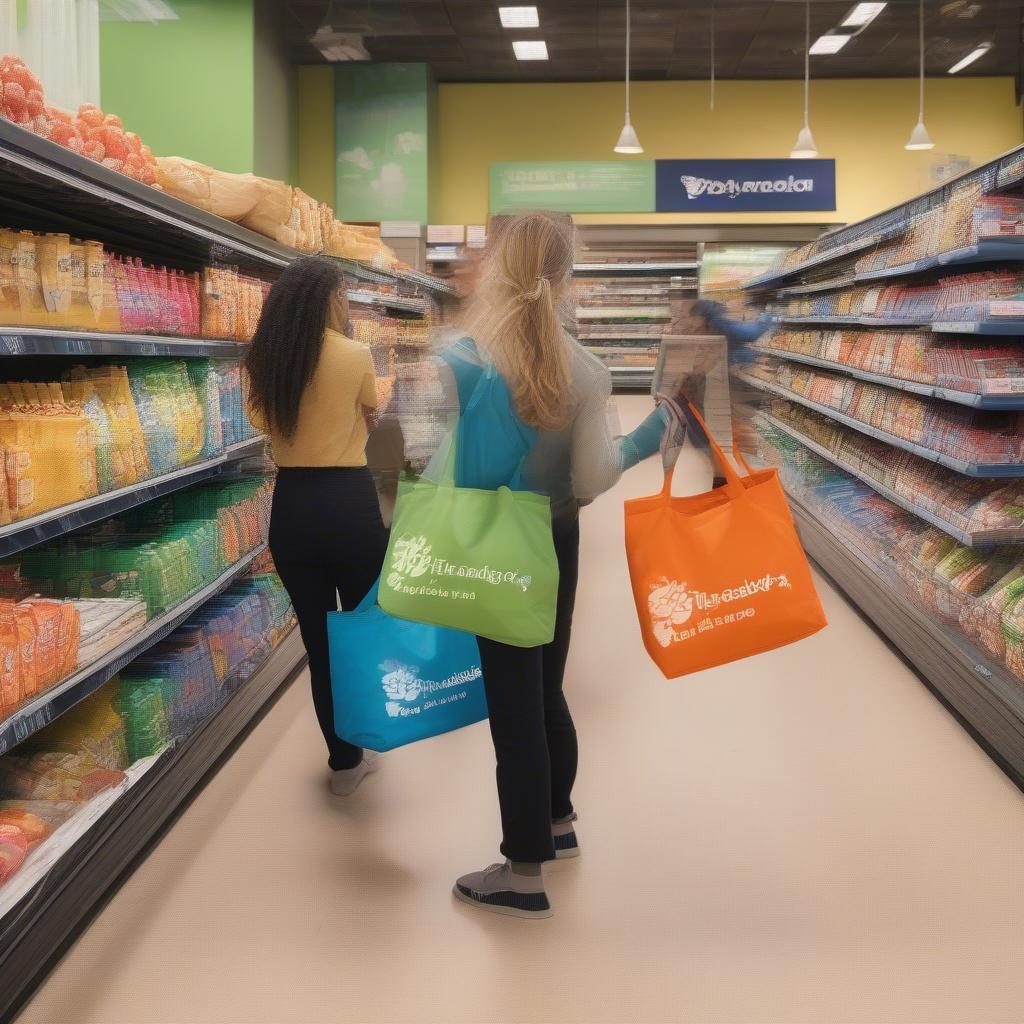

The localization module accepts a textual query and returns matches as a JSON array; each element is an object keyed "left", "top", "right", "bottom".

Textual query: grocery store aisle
[{"left": 20, "top": 398, "right": 1024, "bottom": 1024}]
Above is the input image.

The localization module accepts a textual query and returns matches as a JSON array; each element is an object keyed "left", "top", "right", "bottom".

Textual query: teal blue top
[{"left": 440, "top": 336, "right": 671, "bottom": 519}]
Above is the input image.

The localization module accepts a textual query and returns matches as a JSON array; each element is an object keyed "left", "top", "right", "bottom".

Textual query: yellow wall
[
  {"left": 298, "top": 73, "right": 1022, "bottom": 227},
  {"left": 296, "top": 65, "right": 336, "bottom": 205}
]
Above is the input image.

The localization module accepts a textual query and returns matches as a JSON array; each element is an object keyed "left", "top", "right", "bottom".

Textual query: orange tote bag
[{"left": 625, "top": 399, "right": 826, "bottom": 679}]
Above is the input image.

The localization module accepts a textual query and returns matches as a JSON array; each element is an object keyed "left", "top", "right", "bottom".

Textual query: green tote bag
[{"left": 378, "top": 443, "right": 559, "bottom": 648}]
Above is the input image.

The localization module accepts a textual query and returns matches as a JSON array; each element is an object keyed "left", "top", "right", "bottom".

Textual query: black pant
[
  {"left": 269, "top": 466, "right": 388, "bottom": 770},
  {"left": 477, "top": 517, "right": 580, "bottom": 863}
]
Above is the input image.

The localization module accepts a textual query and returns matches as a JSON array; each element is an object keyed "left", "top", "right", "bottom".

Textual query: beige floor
[{"left": 20, "top": 398, "right": 1024, "bottom": 1024}]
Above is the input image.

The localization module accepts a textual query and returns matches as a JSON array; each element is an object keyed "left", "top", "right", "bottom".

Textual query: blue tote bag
[{"left": 327, "top": 578, "right": 487, "bottom": 752}]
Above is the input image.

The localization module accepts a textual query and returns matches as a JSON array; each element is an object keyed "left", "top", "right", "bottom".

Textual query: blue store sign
[{"left": 655, "top": 159, "right": 836, "bottom": 212}]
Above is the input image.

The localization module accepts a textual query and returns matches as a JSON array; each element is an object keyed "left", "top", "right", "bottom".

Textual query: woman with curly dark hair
[{"left": 246, "top": 256, "right": 386, "bottom": 795}]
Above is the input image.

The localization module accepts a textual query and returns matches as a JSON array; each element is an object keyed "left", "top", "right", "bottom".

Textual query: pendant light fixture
[
  {"left": 790, "top": 0, "right": 819, "bottom": 158},
  {"left": 614, "top": 0, "right": 643, "bottom": 153},
  {"left": 905, "top": 0, "right": 935, "bottom": 150}
]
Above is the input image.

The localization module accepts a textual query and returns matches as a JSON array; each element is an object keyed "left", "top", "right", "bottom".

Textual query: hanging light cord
[
  {"left": 625, "top": 0, "right": 631, "bottom": 118},
  {"left": 803, "top": 0, "right": 810, "bottom": 128},
  {"left": 918, "top": 0, "right": 925, "bottom": 120},
  {"left": 710, "top": 0, "right": 716, "bottom": 111}
]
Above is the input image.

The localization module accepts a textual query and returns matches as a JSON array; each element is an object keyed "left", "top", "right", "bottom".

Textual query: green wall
[{"left": 100, "top": 0, "right": 256, "bottom": 173}]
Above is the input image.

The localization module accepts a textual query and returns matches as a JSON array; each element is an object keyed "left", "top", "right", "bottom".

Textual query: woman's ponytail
[{"left": 462, "top": 212, "right": 575, "bottom": 431}]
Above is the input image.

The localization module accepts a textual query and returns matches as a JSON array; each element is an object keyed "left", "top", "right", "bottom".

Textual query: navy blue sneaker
[
  {"left": 552, "top": 812, "right": 579, "bottom": 859},
  {"left": 453, "top": 862, "right": 552, "bottom": 919}
]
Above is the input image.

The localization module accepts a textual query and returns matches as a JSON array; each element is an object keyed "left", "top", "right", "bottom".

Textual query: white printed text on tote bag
[
  {"left": 647, "top": 573, "right": 792, "bottom": 648},
  {"left": 380, "top": 661, "right": 483, "bottom": 718},
  {"left": 387, "top": 534, "right": 533, "bottom": 599}
]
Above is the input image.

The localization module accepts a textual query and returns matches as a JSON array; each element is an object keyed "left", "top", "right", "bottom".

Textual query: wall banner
[
  {"left": 489, "top": 161, "right": 656, "bottom": 214},
  {"left": 655, "top": 159, "right": 837, "bottom": 213}
]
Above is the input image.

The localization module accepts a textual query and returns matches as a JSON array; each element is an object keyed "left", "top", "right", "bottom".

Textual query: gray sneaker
[
  {"left": 329, "top": 752, "right": 380, "bottom": 796},
  {"left": 552, "top": 812, "right": 579, "bottom": 859},
  {"left": 453, "top": 861, "right": 553, "bottom": 919}
]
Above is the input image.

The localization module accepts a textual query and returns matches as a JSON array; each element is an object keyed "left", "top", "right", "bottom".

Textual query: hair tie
[{"left": 518, "top": 277, "right": 546, "bottom": 303}]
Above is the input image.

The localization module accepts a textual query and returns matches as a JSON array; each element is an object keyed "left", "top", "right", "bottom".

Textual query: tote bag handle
[{"left": 658, "top": 396, "right": 746, "bottom": 501}]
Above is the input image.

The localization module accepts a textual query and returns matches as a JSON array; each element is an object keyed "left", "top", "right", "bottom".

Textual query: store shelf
[
  {"left": 932, "top": 318, "right": 1024, "bottom": 336},
  {"left": 752, "top": 344, "right": 1024, "bottom": 410},
  {"left": 0, "top": 435, "right": 265, "bottom": 559},
  {"left": 0, "top": 626, "right": 305, "bottom": 1023},
  {"left": 738, "top": 369, "right": 1024, "bottom": 477},
  {"left": 346, "top": 289, "right": 430, "bottom": 316},
  {"left": 0, "top": 327, "right": 247, "bottom": 358},
  {"left": 761, "top": 412, "right": 983, "bottom": 546},
  {"left": 777, "top": 276, "right": 856, "bottom": 297},
  {"left": 791, "top": 498, "right": 1024, "bottom": 789},
  {"left": 854, "top": 238, "right": 1024, "bottom": 283},
  {"left": 578, "top": 336, "right": 662, "bottom": 346},
  {"left": 744, "top": 234, "right": 883, "bottom": 290},
  {"left": 0, "top": 543, "right": 268, "bottom": 757},
  {"left": 610, "top": 366, "right": 655, "bottom": 391},
  {"left": 332, "top": 257, "right": 457, "bottom": 301},
  {"left": 780, "top": 314, "right": 932, "bottom": 328},
  {"left": 0, "top": 118, "right": 294, "bottom": 273},
  {"left": 573, "top": 262, "right": 698, "bottom": 274}
]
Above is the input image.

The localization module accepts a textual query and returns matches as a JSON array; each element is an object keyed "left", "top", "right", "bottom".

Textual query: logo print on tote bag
[
  {"left": 382, "top": 665, "right": 423, "bottom": 718},
  {"left": 387, "top": 533, "right": 535, "bottom": 595},
  {"left": 648, "top": 578, "right": 694, "bottom": 648},
  {"left": 380, "top": 661, "right": 484, "bottom": 718},
  {"left": 387, "top": 534, "right": 433, "bottom": 590},
  {"left": 648, "top": 574, "right": 794, "bottom": 647}
]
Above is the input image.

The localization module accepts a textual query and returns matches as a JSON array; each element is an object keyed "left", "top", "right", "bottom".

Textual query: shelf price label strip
[
  {"left": 0, "top": 329, "right": 247, "bottom": 359},
  {"left": 0, "top": 543, "right": 268, "bottom": 758}
]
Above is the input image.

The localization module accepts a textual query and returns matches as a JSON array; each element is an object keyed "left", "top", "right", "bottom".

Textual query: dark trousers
[
  {"left": 269, "top": 466, "right": 388, "bottom": 770},
  {"left": 477, "top": 517, "right": 581, "bottom": 863}
]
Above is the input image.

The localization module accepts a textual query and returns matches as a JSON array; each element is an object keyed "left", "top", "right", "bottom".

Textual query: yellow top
[{"left": 248, "top": 329, "right": 378, "bottom": 468}]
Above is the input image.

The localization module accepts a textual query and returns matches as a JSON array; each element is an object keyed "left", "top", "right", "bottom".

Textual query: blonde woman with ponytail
[{"left": 442, "top": 211, "right": 677, "bottom": 919}]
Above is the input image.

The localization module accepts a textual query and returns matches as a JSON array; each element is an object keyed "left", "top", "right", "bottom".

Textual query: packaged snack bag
[
  {"left": 37, "top": 233, "right": 72, "bottom": 316},
  {"left": 26, "top": 682, "right": 127, "bottom": 771},
  {"left": 0, "top": 228, "right": 18, "bottom": 322},
  {"left": 0, "top": 809, "right": 51, "bottom": 847},
  {"left": 0, "top": 601, "right": 23, "bottom": 714},
  {"left": 13, "top": 602, "right": 38, "bottom": 700},
  {"left": 0, "top": 824, "right": 27, "bottom": 884},
  {"left": 12, "top": 230, "right": 42, "bottom": 325}
]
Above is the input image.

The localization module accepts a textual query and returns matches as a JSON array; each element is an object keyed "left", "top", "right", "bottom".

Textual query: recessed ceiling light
[
  {"left": 948, "top": 41, "right": 992, "bottom": 73},
  {"left": 513, "top": 39, "right": 548, "bottom": 60},
  {"left": 809, "top": 34, "right": 852, "bottom": 55},
  {"left": 841, "top": 3, "right": 887, "bottom": 28},
  {"left": 499, "top": 6, "right": 539, "bottom": 28}
]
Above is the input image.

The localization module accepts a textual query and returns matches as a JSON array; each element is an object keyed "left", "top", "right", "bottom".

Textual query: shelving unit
[
  {"left": 0, "top": 116, "right": 374, "bottom": 1003},
  {"left": 570, "top": 226, "right": 704, "bottom": 392},
  {"left": 0, "top": 627, "right": 305, "bottom": 1024},
  {"left": 0, "top": 436, "right": 265, "bottom": 559},
  {"left": 751, "top": 343, "right": 1024, "bottom": 410},
  {"left": 739, "top": 143, "right": 1024, "bottom": 788},
  {"left": 736, "top": 366, "right": 1024, "bottom": 477},
  {"left": 0, "top": 543, "right": 267, "bottom": 757}
]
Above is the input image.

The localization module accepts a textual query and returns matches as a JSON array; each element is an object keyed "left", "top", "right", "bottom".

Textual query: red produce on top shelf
[{"left": 0, "top": 56, "right": 157, "bottom": 185}]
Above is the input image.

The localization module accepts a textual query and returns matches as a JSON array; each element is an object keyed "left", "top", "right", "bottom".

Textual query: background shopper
[
  {"left": 246, "top": 256, "right": 386, "bottom": 796},
  {"left": 444, "top": 211, "right": 678, "bottom": 918}
]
